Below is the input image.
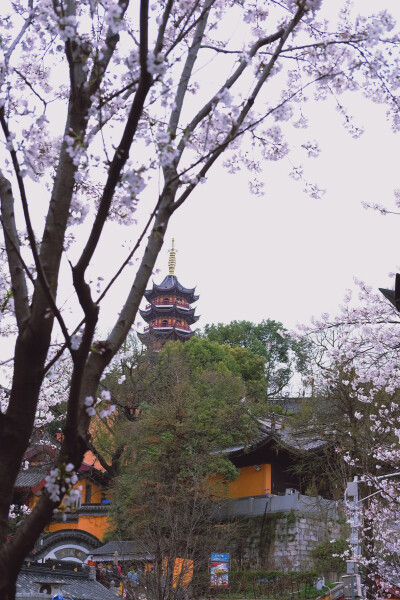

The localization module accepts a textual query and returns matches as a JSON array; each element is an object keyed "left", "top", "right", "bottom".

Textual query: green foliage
[
  {"left": 220, "top": 570, "right": 320, "bottom": 599},
  {"left": 257, "top": 512, "right": 282, "bottom": 550},
  {"left": 202, "top": 320, "right": 310, "bottom": 396},
  {"left": 89, "top": 335, "right": 267, "bottom": 491},
  {"left": 109, "top": 339, "right": 260, "bottom": 549},
  {"left": 310, "top": 539, "right": 347, "bottom": 573},
  {"left": 286, "top": 509, "right": 296, "bottom": 528}
]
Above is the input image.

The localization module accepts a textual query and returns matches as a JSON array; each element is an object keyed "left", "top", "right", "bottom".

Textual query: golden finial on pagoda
[{"left": 168, "top": 238, "right": 176, "bottom": 275}]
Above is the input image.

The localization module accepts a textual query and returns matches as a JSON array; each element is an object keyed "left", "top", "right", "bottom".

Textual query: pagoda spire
[{"left": 168, "top": 238, "right": 176, "bottom": 275}]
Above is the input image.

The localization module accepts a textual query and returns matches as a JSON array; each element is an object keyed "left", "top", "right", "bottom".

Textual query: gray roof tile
[
  {"left": 15, "top": 467, "right": 48, "bottom": 489},
  {"left": 17, "top": 564, "right": 117, "bottom": 600}
]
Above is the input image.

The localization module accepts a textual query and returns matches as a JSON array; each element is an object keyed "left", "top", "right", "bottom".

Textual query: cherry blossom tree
[
  {"left": 298, "top": 281, "right": 400, "bottom": 597},
  {"left": 0, "top": 0, "right": 399, "bottom": 595}
]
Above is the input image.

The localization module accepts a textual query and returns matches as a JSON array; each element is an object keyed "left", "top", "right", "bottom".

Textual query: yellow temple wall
[
  {"left": 79, "top": 478, "right": 105, "bottom": 504},
  {"left": 212, "top": 464, "right": 271, "bottom": 499},
  {"left": 46, "top": 513, "right": 109, "bottom": 540},
  {"left": 227, "top": 464, "right": 271, "bottom": 498},
  {"left": 44, "top": 476, "right": 111, "bottom": 542}
]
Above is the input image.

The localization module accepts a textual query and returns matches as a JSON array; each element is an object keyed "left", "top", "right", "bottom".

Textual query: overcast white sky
[
  {"left": 7, "top": 0, "right": 398, "bottom": 344},
  {"left": 141, "top": 95, "right": 400, "bottom": 334},
  {"left": 57, "top": 0, "right": 400, "bottom": 341}
]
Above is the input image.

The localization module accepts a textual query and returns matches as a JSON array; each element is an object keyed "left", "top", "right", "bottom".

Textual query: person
[
  {"left": 98, "top": 563, "right": 107, "bottom": 587},
  {"left": 127, "top": 567, "right": 140, "bottom": 599}
]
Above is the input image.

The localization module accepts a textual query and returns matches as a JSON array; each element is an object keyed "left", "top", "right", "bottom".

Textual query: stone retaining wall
[{"left": 230, "top": 495, "right": 342, "bottom": 571}]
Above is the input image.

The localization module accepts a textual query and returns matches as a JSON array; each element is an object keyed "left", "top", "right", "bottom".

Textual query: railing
[
  {"left": 51, "top": 502, "right": 110, "bottom": 522},
  {"left": 145, "top": 300, "right": 191, "bottom": 310},
  {"left": 317, "top": 582, "right": 344, "bottom": 600},
  {"left": 144, "top": 322, "right": 191, "bottom": 332}
]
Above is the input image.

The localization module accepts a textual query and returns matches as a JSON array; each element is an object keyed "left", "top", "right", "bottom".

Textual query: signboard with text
[
  {"left": 54, "top": 547, "right": 87, "bottom": 561},
  {"left": 210, "top": 553, "right": 229, "bottom": 587}
]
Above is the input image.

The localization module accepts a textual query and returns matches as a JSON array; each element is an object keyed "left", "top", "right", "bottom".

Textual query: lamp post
[{"left": 344, "top": 472, "right": 400, "bottom": 600}]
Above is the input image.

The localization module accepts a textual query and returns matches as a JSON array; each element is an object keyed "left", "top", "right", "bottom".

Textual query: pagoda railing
[
  {"left": 143, "top": 322, "right": 191, "bottom": 333},
  {"left": 145, "top": 299, "right": 191, "bottom": 310}
]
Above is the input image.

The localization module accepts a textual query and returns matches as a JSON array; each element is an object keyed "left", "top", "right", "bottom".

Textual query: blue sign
[{"left": 211, "top": 553, "right": 229, "bottom": 562}]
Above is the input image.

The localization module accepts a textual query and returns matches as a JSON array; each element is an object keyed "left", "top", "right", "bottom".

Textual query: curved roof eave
[
  {"left": 143, "top": 275, "right": 198, "bottom": 301},
  {"left": 140, "top": 305, "right": 197, "bottom": 317}
]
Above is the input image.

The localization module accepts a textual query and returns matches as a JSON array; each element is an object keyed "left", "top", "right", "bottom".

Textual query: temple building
[
  {"left": 13, "top": 432, "right": 110, "bottom": 563},
  {"left": 138, "top": 239, "right": 199, "bottom": 349}
]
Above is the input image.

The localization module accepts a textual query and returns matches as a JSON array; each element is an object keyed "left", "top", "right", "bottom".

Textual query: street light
[{"left": 344, "top": 473, "right": 400, "bottom": 600}]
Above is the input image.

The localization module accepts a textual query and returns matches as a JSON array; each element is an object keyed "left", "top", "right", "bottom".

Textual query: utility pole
[
  {"left": 344, "top": 477, "right": 361, "bottom": 600},
  {"left": 344, "top": 472, "right": 400, "bottom": 599}
]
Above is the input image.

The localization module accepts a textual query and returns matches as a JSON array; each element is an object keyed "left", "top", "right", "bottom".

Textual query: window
[{"left": 85, "top": 483, "right": 92, "bottom": 504}]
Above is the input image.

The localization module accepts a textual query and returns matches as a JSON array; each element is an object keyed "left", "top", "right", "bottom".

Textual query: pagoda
[{"left": 138, "top": 239, "right": 199, "bottom": 348}]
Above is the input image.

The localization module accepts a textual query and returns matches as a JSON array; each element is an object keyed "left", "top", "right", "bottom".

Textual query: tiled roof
[
  {"left": 144, "top": 275, "right": 199, "bottom": 303},
  {"left": 17, "top": 564, "right": 116, "bottom": 600},
  {"left": 215, "top": 415, "right": 326, "bottom": 458},
  {"left": 90, "top": 541, "right": 153, "bottom": 561},
  {"left": 258, "top": 417, "right": 326, "bottom": 451},
  {"left": 15, "top": 466, "right": 48, "bottom": 489}
]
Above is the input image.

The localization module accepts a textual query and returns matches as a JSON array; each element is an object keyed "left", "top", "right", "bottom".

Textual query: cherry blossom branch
[
  {"left": 74, "top": 0, "right": 152, "bottom": 280},
  {"left": 154, "top": 0, "right": 174, "bottom": 55},
  {"left": 163, "top": 0, "right": 212, "bottom": 61},
  {"left": 168, "top": 0, "right": 214, "bottom": 139},
  {"left": 13, "top": 68, "right": 48, "bottom": 108},
  {"left": 173, "top": 10, "right": 313, "bottom": 210},
  {"left": 4, "top": 0, "right": 34, "bottom": 66},
  {"left": 346, "top": 40, "right": 400, "bottom": 110},
  {"left": 0, "top": 110, "right": 71, "bottom": 344},
  {"left": 43, "top": 194, "right": 160, "bottom": 375},
  {"left": 167, "top": 61, "right": 348, "bottom": 201},
  {"left": 87, "top": 0, "right": 130, "bottom": 98},
  {"left": 175, "top": 26, "right": 286, "bottom": 158},
  {"left": 0, "top": 173, "right": 30, "bottom": 327}
]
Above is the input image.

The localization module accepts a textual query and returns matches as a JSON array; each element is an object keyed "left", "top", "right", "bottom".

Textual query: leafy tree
[
  {"left": 109, "top": 341, "right": 259, "bottom": 600},
  {"left": 0, "top": 0, "right": 399, "bottom": 593},
  {"left": 90, "top": 336, "right": 265, "bottom": 484},
  {"left": 203, "top": 320, "right": 309, "bottom": 396}
]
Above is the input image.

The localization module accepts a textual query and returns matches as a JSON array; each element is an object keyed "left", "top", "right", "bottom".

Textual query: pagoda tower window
[
  {"left": 162, "top": 319, "right": 168, "bottom": 326},
  {"left": 163, "top": 297, "right": 170, "bottom": 304}
]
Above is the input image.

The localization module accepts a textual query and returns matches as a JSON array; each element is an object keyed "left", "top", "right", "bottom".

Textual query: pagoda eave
[
  {"left": 140, "top": 305, "right": 197, "bottom": 317},
  {"left": 138, "top": 328, "right": 194, "bottom": 344},
  {"left": 143, "top": 275, "right": 199, "bottom": 304},
  {"left": 144, "top": 289, "right": 198, "bottom": 305}
]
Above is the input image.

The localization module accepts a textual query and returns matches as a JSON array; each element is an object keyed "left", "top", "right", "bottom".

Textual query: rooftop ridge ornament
[{"left": 168, "top": 238, "right": 176, "bottom": 275}]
